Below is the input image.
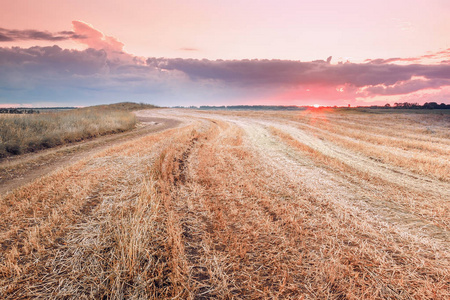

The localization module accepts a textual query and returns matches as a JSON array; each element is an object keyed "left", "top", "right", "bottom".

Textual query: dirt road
[{"left": 1, "top": 109, "right": 448, "bottom": 299}]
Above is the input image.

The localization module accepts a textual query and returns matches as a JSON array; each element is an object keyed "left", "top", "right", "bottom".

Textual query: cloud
[
  {"left": 0, "top": 45, "right": 203, "bottom": 106},
  {"left": 0, "top": 21, "right": 134, "bottom": 62},
  {"left": 0, "top": 21, "right": 449, "bottom": 106},
  {"left": 1, "top": 45, "right": 450, "bottom": 106},
  {"left": 71, "top": 21, "right": 141, "bottom": 64},
  {"left": 359, "top": 77, "right": 450, "bottom": 96},
  {"left": 180, "top": 47, "right": 199, "bottom": 51},
  {"left": 0, "top": 21, "right": 125, "bottom": 57},
  {"left": 72, "top": 21, "right": 124, "bottom": 53},
  {"left": 365, "top": 48, "right": 450, "bottom": 64},
  {"left": 0, "top": 45, "right": 109, "bottom": 75},
  {"left": 146, "top": 57, "right": 450, "bottom": 91},
  {"left": 365, "top": 57, "right": 420, "bottom": 64},
  {"left": 0, "top": 27, "right": 84, "bottom": 42}
]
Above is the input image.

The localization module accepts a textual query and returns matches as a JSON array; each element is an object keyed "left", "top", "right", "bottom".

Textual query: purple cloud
[
  {"left": 146, "top": 57, "right": 450, "bottom": 89},
  {"left": 0, "top": 28, "right": 85, "bottom": 42},
  {"left": 361, "top": 78, "right": 450, "bottom": 96},
  {"left": 0, "top": 45, "right": 450, "bottom": 106}
]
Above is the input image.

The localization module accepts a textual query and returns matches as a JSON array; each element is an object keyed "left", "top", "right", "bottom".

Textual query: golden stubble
[{"left": 1, "top": 109, "right": 448, "bottom": 299}]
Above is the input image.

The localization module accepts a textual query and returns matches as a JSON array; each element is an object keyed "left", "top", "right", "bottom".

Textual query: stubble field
[{"left": 0, "top": 108, "right": 449, "bottom": 299}]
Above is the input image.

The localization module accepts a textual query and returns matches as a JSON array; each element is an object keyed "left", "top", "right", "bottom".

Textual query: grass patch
[
  {"left": 0, "top": 102, "right": 157, "bottom": 158},
  {"left": 93, "top": 102, "right": 159, "bottom": 111}
]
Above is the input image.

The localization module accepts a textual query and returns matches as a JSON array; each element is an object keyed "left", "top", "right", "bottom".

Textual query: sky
[{"left": 0, "top": 0, "right": 449, "bottom": 107}]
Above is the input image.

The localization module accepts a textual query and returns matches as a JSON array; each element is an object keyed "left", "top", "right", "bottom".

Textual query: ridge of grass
[{"left": 0, "top": 102, "right": 158, "bottom": 158}]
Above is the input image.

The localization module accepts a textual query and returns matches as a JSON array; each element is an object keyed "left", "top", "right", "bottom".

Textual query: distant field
[
  {"left": 0, "top": 102, "right": 156, "bottom": 158},
  {"left": 0, "top": 108, "right": 448, "bottom": 299}
]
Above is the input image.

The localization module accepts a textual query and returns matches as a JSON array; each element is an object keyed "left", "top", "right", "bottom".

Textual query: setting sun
[{"left": 313, "top": 104, "right": 320, "bottom": 108}]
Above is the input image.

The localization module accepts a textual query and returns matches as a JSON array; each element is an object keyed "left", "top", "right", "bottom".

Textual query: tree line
[
  {"left": 0, "top": 108, "right": 40, "bottom": 114},
  {"left": 382, "top": 102, "right": 450, "bottom": 109}
]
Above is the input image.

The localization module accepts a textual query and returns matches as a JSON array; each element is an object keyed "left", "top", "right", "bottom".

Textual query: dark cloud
[
  {"left": 0, "top": 28, "right": 84, "bottom": 42},
  {"left": 361, "top": 78, "right": 450, "bottom": 96},
  {"left": 0, "top": 45, "right": 108, "bottom": 75},
  {"left": 1, "top": 45, "right": 450, "bottom": 106},
  {"left": 0, "top": 33, "right": 14, "bottom": 42},
  {"left": 0, "top": 46, "right": 196, "bottom": 106},
  {"left": 146, "top": 57, "right": 450, "bottom": 90}
]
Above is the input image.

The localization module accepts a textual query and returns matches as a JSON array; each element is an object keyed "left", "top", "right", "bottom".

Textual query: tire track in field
[
  {"left": 169, "top": 114, "right": 449, "bottom": 298},
  {"left": 169, "top": 110, "right": 447, "bottom": 240},
  {"left": 261, "top": 119, "right": 450, "bottom": 198},
  {"left": 174, "top": 119, "right": 312, "bottom": 298},
  {"left": 264, "top": 119, "right": 450, "bottom": 231},
  {"left": 158, "top": 110, "right": 449, "bottom": 240},
  {"left": 233, "top": 117, "right": 450, "bottom": 243}
]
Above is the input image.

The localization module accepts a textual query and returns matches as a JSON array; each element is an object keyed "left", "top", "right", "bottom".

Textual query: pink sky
[{"left": 0, "top": 0, "right": 449, "bottom": 107}]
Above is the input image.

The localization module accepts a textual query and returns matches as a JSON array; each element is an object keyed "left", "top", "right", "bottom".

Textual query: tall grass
[{"left": 0, "top": 106, "right": 137, "bottom": 158}]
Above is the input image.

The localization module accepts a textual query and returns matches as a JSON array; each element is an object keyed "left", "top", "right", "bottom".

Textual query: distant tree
[{"left": 423, "top": 102, "right": 439, "bottom": 109}]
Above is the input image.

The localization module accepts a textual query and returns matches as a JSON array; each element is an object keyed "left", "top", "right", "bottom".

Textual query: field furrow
[{"left": 1, "top": 108, "right": 448, "bottom": 299}]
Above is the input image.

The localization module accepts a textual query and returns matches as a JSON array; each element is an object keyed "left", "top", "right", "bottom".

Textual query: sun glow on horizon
[{"left": 313, "top": 104, "right": 320, "bottom": 108}]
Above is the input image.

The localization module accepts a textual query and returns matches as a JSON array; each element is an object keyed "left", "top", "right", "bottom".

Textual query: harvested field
[{"left": 0, "top": 108, "right": 449, "bottom": 299}]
